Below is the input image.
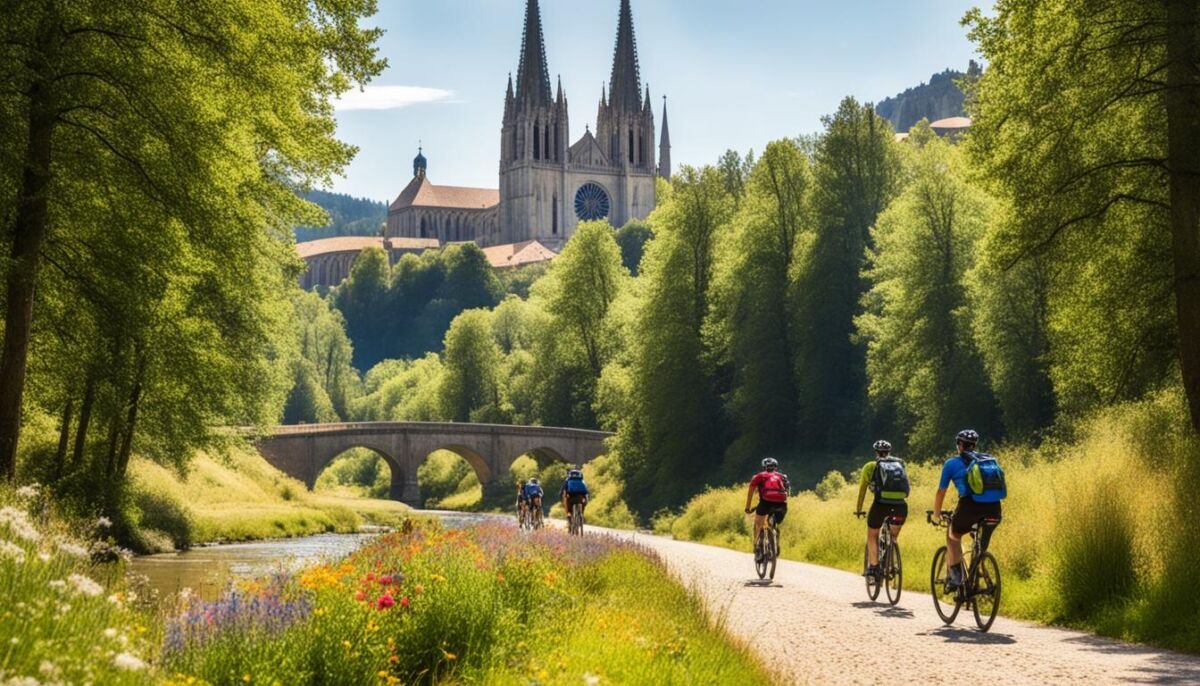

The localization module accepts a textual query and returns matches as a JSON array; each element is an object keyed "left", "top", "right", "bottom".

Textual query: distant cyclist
[
  {"left": 931, "top": 429, "right": 1004, "bottom": 591},
  {"left": 744, "top": 457, "right": 790, "bottom": 561},
  {"left": 854, "top": 439, "right": 910, "bottom": 579},
  {"left": 522, "top": 477, "right": 544, "bottom": 518},
  {"left": 560, "top": 468, "right": 589, "bottom": 519}
]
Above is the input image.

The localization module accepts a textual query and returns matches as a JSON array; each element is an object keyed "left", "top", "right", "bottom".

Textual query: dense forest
[
  {"left": 874, "top": 62, "right": 977, "bottom": 132},
  {"left": 294, "top": 190, "right": 388, "bottom": 242}
]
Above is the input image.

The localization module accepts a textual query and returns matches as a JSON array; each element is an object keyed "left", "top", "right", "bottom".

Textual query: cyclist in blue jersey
[{"left": 931, "top": 429, "right": 1003, "bottom": 591}]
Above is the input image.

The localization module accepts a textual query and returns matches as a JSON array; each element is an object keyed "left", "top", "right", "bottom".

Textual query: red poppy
[{"left": 377, "top": 593, "right": 395, "bottom": 610}]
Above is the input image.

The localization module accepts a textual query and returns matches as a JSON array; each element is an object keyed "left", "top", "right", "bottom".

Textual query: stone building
[
  {"left": 386, "top": 0, "right": 671, "bottom": 247},
  {"left": 297, "top": 236, "right": 439, "bottom": 289}
]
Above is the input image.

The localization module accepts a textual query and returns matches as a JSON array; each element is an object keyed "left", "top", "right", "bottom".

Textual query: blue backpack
[
  {"left": 964, "top": 452, "right": 1006, "bottom": 503},
  {"left": 565, "top": 475, "right": 588, "bottom": 495}
]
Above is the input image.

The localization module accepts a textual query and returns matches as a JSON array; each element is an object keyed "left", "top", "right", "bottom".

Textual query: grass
[
  {"left": 660, "top": 390, "right": 1200, "bottom": 653},
  {"left": 160, "top": 521, "right": 772, "bottom": 685},
  {"left": 129, "top": 445, "right": 409, "bottom": 550}
]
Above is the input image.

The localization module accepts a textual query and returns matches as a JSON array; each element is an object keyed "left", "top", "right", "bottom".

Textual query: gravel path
[{"left": 583, "top": 524, "right": 1200, "bottom": 685}]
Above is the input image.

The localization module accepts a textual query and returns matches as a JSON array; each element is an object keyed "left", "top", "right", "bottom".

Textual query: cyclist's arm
[
  {"left": 856, "top": 462, "right": 874, "bottom": 513},
  {"left": 745, "top": 477, "right": 759, "bottom": 512},
  {"left": 932, "top": 488, "right": 947, "bottom": 519}
]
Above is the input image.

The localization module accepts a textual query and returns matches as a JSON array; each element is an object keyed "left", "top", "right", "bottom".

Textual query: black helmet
[
  {"left": 529, "top": 477, "right": 539, "bottom": 485},
  {"left": 956, "top": 429, "right": 979, "bottom": 446},
  {"left": 761, "top": 457, "right": 778, "bottom": 470},
  {"left": 873, "top": 439, "right": 892, "bottom": 454}
]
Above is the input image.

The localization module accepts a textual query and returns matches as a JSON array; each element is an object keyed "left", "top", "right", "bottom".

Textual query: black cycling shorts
[
  {"left": 867, "top": 501, "right": 907, "bottom": 529},
  {"left": 951, "top": 497, "right": 1002, "bottom": 540},
  {"left": 565, "top": 493, "right": 587, "bottom": 508},
  {"left": 755, "top": 500, "right": 787, "bottom": 525}
]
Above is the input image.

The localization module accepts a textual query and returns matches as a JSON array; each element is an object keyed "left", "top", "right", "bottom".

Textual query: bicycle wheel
[
  {"left": 765, "top": 527, "right": 778, "bottom": 580},
  {"left": 971, "top": 551, "right": 1001, "bottom": 632},
  {"left": 884, "top": 541, "right": 902, "bottom": 605},
  {"left": 754, "top": 531, "right": 768, "bottom": 579},
  {"left": 533, "top": 509, "right": 543, "bottom": 530},
  {"left": 864, "top": 543, "right": 881, "bottom": 600},
  {"left": 930, "top": 546, "right": 961, "bottom": 624}
]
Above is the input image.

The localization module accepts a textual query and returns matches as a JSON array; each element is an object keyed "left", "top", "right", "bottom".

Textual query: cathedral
[{"left": 386, "top": 0, "right": 671, "bottom": 248}]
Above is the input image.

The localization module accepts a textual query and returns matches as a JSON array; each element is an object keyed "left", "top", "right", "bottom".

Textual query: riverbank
[{"left": 127, "top": 445, "right": 409, "bottom": 552}]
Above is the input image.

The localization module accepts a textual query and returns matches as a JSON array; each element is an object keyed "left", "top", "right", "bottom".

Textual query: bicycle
[
  {"left": 926, "top": 509, "right": 1002, "bottom": 632},
  {"left": 517, "top": 501, "right": 531, "bottom": 530},
  {"left": 568, "top": 501, "right": 584, "bottom": 536},
  {"left": 753, "top": 510, "right": 780, "bottom": 581},
  {"left": 856, "top": 512, "right": 903, "bottom": 605},
  {"left": 529, "top": 497, "right": 544, "bottom": 530}
]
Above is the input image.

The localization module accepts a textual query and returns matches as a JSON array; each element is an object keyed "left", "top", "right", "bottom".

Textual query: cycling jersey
[
  {"left": 522, "top": 484, "right": 544, "bottom": 499},
  {"left": 749, "top": 471, "right": 789, "bottom": 503},
  {"left": 938, "top": 453, "right": 974, "bottom": 498},
  {"left": 560, "top": 479, "right": 589, "bottom": 497}
]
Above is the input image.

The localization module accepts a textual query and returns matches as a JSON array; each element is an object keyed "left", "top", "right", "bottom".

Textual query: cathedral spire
[
  {"left": 659, "top": 95, "right": 671, "bottom": 180},
  {"left": 607, "top": 0, "right": 642, "bottom": 114},
  {"left": 515, "top": 0, "right": 552, "bottom": 105}
]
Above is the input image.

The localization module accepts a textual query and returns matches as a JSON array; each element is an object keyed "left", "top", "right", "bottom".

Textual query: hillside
[
  {"left": 875, "top": 61, "right": 979, "bottom": 132},
  {"left": 295, "top": 189, "right": 388, "bottom": 242}
]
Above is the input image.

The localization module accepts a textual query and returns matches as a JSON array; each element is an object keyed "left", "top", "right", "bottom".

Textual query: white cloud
[{"left": 334, "top": 85, "right": 455, "bottom": 111}]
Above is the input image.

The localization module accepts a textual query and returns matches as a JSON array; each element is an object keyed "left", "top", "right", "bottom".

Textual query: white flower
[
  {"left": 95, "top": 516, "right": 112, "bottom": 529},
  {"left": 583, "top": 673, "right": 601, "bottom": 686},
  {"left": 57, "top": 542, "right": 89, "bottom": 558},
  {"left": 112, "top": 652, "right": 146, "bottom": 671},
  {"left": 0, "top": 507, "right": 39, "bottom": 542},
  {"left": 38, "top": 660, "right": 59, "bottom": 676},
  {"left": 48, "top": 580, "right": 66, "bottom": 591},
  {"left": 67, "top": 573, "right": 103, "bottom": 597},
  {"left": 106, "top": 594, "right": 122, "bottom": 606},
  {"left": 103, "top": 628, "right": 118, "bottom": 639},
  {"left": 37, "top": 552, "right": 50, "bottom": 562},
  {"left": 15, "top": 484, "right": 39, "bottom": 499},
  {"left": 0, "top": 540, "right": 24, "bottom": 562},
  {"left": 0, "top": 675, "right": 41, "bottom": 686}
]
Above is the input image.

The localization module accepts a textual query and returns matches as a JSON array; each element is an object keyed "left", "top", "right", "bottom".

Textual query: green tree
[
  {"left": 708, "top": 139, "right": 813, "bottom": 472},
  {"left": 438, "top": 310, "right": 504, "bottom": 423},
  {"left": 856, "top": 133, "right": 998, "bottom": 454},
  {"left": 333, "top": 247, "right": 391, "bottom": 370},
  {"left": 282, "top": 359, "right": 339, "bottom": 424},
  {"left": 615, "top": 219, "right": 653, "bottom": 275},
  {"left": 793, "top": 97, "right": 901, "bottom": 452},
  {"left": 965, "top": 0, "right": 1200, "bottom": 430},
  {"left": 292, "top": 291, "right": 359, "bottom": 419},
  {"left": 0, "top": 0, "right": 384, "bottom": 478}
]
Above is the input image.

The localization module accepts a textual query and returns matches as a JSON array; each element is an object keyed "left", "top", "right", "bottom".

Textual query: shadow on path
[
  {"left": 1061, "top": 635, "right": 1200, "bottom": 684},
  {"left": 917, "top": 626, "right": 1016, "bottom": 645},
  {"left": 852, "top": 601, "right": 915, "bottom": 619},
  {"left": 743, "top": 579, "right": 783, "bottom": 588}
]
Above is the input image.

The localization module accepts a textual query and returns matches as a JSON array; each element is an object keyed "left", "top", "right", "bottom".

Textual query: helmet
[
  {"left": 956, "top": 429, "right": 979, "bottom": 446},
  {"left": 761, "top": 457, "right": 778, "bottom": 471},
  {"left": 528, "top": 477, "right": 539, "bottom": 485},
  {"left": 873, "top": 439, "right": 892, "bottom": 454},
  {"left": 567, "top": 469, "right": 582, "bottom": 479}
]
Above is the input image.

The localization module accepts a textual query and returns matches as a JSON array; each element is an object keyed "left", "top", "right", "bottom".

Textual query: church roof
[
  {"left": 607, "top": 0, "right": 642, "bottom": 114},
  {"left": 482, "top": 240, "right": 558, "bottom": 269},
  {"left": 515, "top": 0, "right": 553, "bottom": 106},
  {"left": 389, "top": 175, "right": 500, "bottom": 211},
  {"left": 295, "top": 236, "right": 440, "bottom": 259},
  {"left": 569, "top": 129, "right": 610, "bottom": 167}
]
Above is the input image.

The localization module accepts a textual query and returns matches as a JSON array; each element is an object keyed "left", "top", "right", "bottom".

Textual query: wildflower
[
  {"left": 96, "top": 516, "right": 113, "bottom": 529},
  {"left": 413, "top": 584, "right": 424, "bottom": 595},
  {"left": 0, "top": 540, "right": 24, "bottom": 562},
  {"left": 113, "top": 652, "right": 147, "bottom": 671},
  {"left": 400, "top": 596, "right": 410, "bottom": 610},
  {"left": 37, "top": 552, "right": 50, "bottom": 562},
  {"left": 0, "top": 506, "right": 40, "bottom": 542},
  {"left": 242, "top": 674, "right": 251, "bottom": 683},
  {"left": 377, "top": 593, "right": 395, "bottom": 610},
  {"left": 342, "top": 640, "right": 352, "bottom": 650},
  {"left": 104, "top": 628, "right": 119, "bottom": 639},
  {"left": 354, "top": 590, "right": 366, "bottom": 602},
  {"left": 15, "top": 483, "right": 39, "bottom": 499},
  {"left": 58, "top": 541, "right": 89, "bottom": 558},
  {"left": 68, "top": 573, "right": 104, "bottom": 597},
  {"left": 39, "top": 660, "right": 59, "bottom": 676},
  {"left": 431, "top": 573, "right": 447, "bottom": 583},
  {"left": 379, "top": 574, "right": 393, "bottom": 585},
  {"left": 583, "top": 673, "right": 601, "bottom": 686},
  {"left": 441, "top": 648, "right": 457, "bottom": 661},
  {"left": 48, "top": 579, "right": 66, "bottom": 591}
]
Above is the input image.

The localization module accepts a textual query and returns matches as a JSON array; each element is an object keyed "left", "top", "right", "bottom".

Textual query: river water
[{"left": 127, "top": 511, "right": 495, "bottom": 601}]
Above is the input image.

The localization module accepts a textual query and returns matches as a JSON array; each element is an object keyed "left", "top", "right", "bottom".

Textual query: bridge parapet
[{"left": 253, "top": 422, "right": 612, "bottom": 508}]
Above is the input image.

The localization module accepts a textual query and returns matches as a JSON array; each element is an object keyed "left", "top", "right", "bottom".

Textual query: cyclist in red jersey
[{"left": 744, "top": 457, "right": 791, "bottom": 561}]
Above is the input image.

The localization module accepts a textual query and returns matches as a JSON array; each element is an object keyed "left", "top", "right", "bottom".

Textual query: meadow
[
  {"left": 0, "top": 486, "right": 771, "bottom": 685},
  {"left": 658, "top": 391, "right": 1200, "bottom": 653}
]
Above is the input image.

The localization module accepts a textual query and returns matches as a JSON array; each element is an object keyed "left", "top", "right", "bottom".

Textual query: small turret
[{"left": 413, "top": 145, "right": 427, "bottom": 179}]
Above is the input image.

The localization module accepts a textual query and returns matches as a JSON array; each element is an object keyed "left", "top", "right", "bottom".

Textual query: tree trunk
[
  {"left": 52, "top": 398, "right": 73, "bottom": 482},
  {"left": 72, "top": 378, "right": 95, "bottom": 466},
  {"left": 1165, "top": 0, "right": 1200, "bottom": 433},
  {"left": 0, "top": 21, "right": 57, "bottom": 479},
  {"left": 115, "top": 356, "right": 145, "bottom": 480}
]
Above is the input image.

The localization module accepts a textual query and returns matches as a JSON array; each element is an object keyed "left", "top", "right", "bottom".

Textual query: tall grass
[{"left": 663, "top": 390, "right": 1200, "bottom": 652}]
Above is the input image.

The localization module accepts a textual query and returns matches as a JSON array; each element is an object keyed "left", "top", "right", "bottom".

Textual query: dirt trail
[{"left": 584, "top": 524, "right": 1200, "bottom": 685}]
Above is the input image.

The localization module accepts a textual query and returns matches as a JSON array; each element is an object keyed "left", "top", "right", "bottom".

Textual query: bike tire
[
  {"left": 885, "top": 542, "right": 902, "bottom": 606},
  {"left": 971, "top": 551, "right": 1001, "bottom": 632},
  {"left": 754, "top": 531, "right": 768, "bottom": 579},
  {"left": 930, "top": 546, "right": 961, "bottom": 624},
  {"left": 864, "top": 542, "right": 881, "bottom": 601},
  {"left": 766, "top": 527, "right": 778, "bottom": 580}
]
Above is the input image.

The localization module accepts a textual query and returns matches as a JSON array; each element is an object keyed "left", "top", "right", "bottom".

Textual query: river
[{"left": 127, "top": 511, "right": 496, "bottom": 601}]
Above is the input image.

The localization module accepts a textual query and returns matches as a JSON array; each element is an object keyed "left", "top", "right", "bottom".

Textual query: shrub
[{"left": 814, "top": 470, "right": 848, "bottom": 501}]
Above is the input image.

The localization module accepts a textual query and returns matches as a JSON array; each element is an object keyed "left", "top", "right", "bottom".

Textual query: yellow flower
[
  {"left": 242, "top": 675, "right": 251, "bottom": 684},
  {"left": 342, "top": 640, "right": 352, "bottom": 650},
  {"left": 387, "top": 677, "right": 399, "bottom": 685},
  {"left": 430, "top": 574, "right": 447, "bottom": 583},
  {"left": 441, "top": 647, "right": 458, "bottom": 661}
]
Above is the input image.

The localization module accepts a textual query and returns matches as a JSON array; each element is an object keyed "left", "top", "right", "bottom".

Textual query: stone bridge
[{"left": 254, "top": 422, "right": 612, "bottom": 507}]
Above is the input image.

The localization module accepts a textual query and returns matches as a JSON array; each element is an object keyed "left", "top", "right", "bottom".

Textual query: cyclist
[
  {"left": 931, "top": 429, "right": 1002, "bottom": 591},
  {"left": 854, "top": 439, "right": 909, "bottom": 580},
  {"left": 744, "top": 457, "right": 790, "bottom": 562},
  {"left": 560, "top": 468, "right": 589, "bottom": 520},
  {"left": 523, "top": 477, "right": 544, "bottom": 520},
  {"left": 515, "top": 482, "right": 530, "bottom": 522}
]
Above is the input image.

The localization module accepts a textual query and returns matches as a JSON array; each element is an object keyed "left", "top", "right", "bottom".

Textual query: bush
[{"left": 814, "top": 470, "right": 848, "bottom": 501}]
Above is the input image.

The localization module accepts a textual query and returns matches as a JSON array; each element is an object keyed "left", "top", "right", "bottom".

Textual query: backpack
[
  {"left": 963, "top": 452, "right": 1007, "bottom": 502},
  {"left": 523, "top": 483, "right": 541, "bottom": 498},
  {"left": 565, "top": 475, "right": 588, "bottom": 495},
  {"left": 870, "top": 457, "right": 910, "bottom": 504},
  {"left": 759, "top": 472, "right": 789, "bottom": 501}
]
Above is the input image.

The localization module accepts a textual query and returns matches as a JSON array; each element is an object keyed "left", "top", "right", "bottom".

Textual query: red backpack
[{"left": 759, "top": 471, "right": 789, "bottom": 502}]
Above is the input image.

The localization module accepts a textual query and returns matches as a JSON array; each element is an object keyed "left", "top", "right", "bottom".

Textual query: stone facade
[
  {"left": 297, "top": 236, "right": 439, "bottom": 289},
  {"left": 386, "top": 0, "right": 671, "bottom": 247}
]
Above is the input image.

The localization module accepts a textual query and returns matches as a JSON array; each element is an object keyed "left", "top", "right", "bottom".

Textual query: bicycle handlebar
[
  {"left": 925, "top": 509, "right": 953, "bottom": 526},
  {"left": 854, "top": 511, "right": 866, "bottom": 519}
]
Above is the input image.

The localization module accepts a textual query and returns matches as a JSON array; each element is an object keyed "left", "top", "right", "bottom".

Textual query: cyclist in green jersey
[{"left": 854, "top": 439, "right": 909, "bottom": 580}]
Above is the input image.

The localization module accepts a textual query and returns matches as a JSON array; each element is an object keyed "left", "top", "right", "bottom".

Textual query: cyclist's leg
[
  {"left": 888, "top": 502, "right": 908, "bottom": 540},
  {"left": 865, "top": 501, "right": 887, "bottom": 566},
  {"left": 751, "top": 500, "right": 767, "bottom": 551}
]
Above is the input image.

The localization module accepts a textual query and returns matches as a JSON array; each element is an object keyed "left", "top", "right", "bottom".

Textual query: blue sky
[{"left": 329, "top": 0, "right": 983, "bottom": 202}]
